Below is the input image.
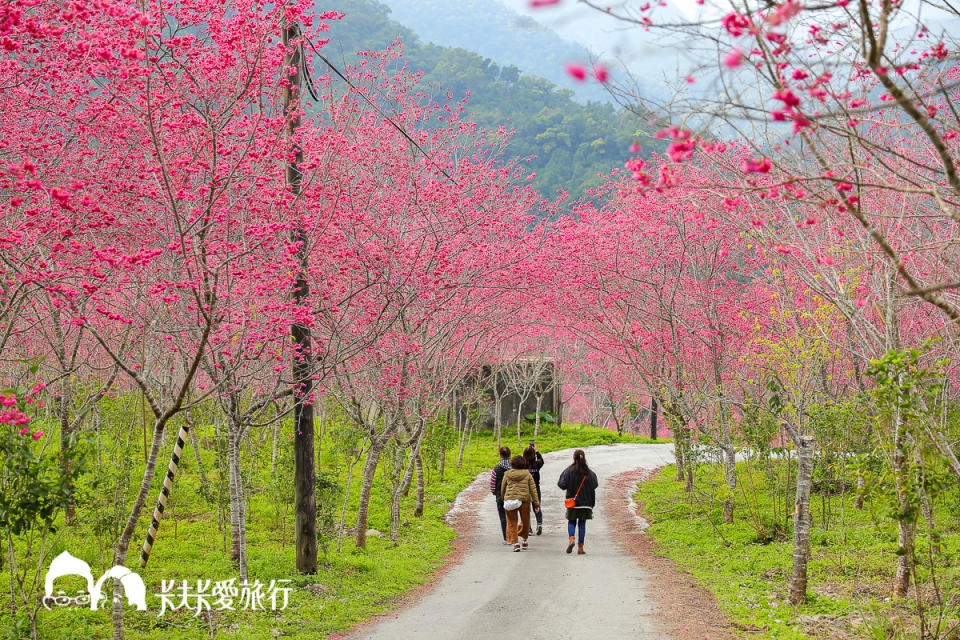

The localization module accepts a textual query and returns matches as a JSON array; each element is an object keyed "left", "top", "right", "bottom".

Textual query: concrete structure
[{"left": 452, "top": 360, "right": 561, "bottom": 431}]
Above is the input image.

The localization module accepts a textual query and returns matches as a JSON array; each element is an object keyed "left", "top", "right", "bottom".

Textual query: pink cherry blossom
[{"left": 565, "top": 62, "right": 587, "bottom": 81}]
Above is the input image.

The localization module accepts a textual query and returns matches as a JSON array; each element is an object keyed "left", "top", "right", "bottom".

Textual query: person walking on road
[
  {"left": 501, "top": 455, "right": 540, "bottom": 552},
  {"left": 523, "top": 443, "right": 545, "bottom": 536},
  {"left": 489, "top": 446, "right": 512, "bottom": 546},
  {"left": 557, "top": 449, "right": 598, "bottom": 555}
]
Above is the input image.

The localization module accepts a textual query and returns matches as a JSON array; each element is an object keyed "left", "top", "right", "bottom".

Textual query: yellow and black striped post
[{"left": 139, "top": 424, "right": 190, "bottom": 568}]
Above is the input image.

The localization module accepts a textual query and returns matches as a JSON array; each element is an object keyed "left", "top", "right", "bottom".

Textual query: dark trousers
[
  {"left": 533, "top": 481, "right": 542, "bottom": 525},
  {"left": 497, "top": 500, "right": 507, "bottom": 540}
]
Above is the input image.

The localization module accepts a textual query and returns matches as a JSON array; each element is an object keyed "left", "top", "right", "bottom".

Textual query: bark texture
[
  {"left": 788, "top": 435, "right": 815, "bottom": 605},
  {"left": 283, "top": 19, "right": 317, "bottom": 575}
]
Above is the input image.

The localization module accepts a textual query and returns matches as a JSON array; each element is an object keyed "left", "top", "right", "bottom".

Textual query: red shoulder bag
[{"left": 565, "top": 475, "right": 586, "bottom": 509}]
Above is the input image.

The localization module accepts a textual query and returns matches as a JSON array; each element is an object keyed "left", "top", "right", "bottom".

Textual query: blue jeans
[{"left": 567, "top": 519, "right": 586, "bottom": 544}]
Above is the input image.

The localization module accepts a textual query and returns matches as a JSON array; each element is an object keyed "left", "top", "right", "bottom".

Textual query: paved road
[{"left": 353, "top": 443, "right": 676, "bottom": 640}]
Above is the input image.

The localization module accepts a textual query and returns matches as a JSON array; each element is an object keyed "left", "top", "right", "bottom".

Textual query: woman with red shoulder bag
[{"left": 557, "top": 449, "right": 598, "bottom": 555}]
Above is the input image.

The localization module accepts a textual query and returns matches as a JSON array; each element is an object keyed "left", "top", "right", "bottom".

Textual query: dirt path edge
[{"left": 606, "top": 467, "right": 736, "bottom": 640}]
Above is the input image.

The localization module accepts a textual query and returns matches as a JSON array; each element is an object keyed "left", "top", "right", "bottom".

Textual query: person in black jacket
[
  {"left": 489, "top": 446, "right": 512, "bottom": 545},
  {"left": 523, "top": 443, "right": 545, "bottom": 535},
  {"left": 557, "top": 449, "right": 598, "bottom": 555}
]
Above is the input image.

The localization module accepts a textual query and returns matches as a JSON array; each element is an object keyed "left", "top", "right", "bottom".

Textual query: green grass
[
  {"left": 0, "top": 421, "right": 663, "bottom": 639},
  {"left": 635, "top": 462, "right": 960, "bottom": 639}
]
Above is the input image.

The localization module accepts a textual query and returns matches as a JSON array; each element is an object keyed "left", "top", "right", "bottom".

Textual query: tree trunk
[
  {"left": 59, "top": 385, "right": 76, "bottom": 525},
  {"left": 229, "top": 428, "right": 240, "bottom": 563},
  {"left": 233, "top": 434, "right": 248, "bottom": 581},
  {"left": 918, "top": 481, "right": 938, "bottom": 555},
  {"left": 650, "top": 396, "right": 658, "bottom": 441},
  {"left": 713, "top": 361, "right": 734, "bottom": 522},
  {"left": 457, "top": 407, "right": 468, "bottom": 469},
  {"left": 719, "top": 395, "right": 736, "bottom": 522},
  {"left": 283, "top": 18, "right": 317, "bottom": 576},
  {"left": 390, "top": 444, "right": 417, "bottom": 542},
  {"left": 854, "top": 472, "right": 866, "bottom": 510},
  {"left": 534, "top": 394, "right": 543, "bottom": 437},
  {"left": 788, "top": 435, "right": 815, "bottom": 605},
  {"left": 892, "top": 509, "right": 915, "bottom": 598},
  {"left": 355, "top": 438, "right": 386, "bottom": 549},
  {"left": 675, "top": 436, "right": 685, "bottom": 482},
  {"left": 414, "top": 451, "right": 425, "bottom": 518},
  {"left": 669, "top": 405, "right": 686, "bottom": 482},
  {"left": 677, "top": 426, "right": 694, "bottom": 492},
  {"left": 722, "top": 442, "right": 736, "bottom": 524},
  {"left": 493, "top": 385, "right": 503, "bottom": 447},
  {"left": 609, "top": 393, "right": 623, "bottom": 435},
  {"left": 227, "top": 426, "right": 247, "bottom": 580},
  {"left": 237, "top": 449, "right": 247, "bottom": 582},
  {"left": 891, "top": 423, "right": 915, "bottom": 598},
  {"left": 399, "top": 447, "right": 414, "bottom": 497},
  {"left": 516, "top": 401, "right": 523, "bottom": 444},
  {"left": 336, "top": 448, "right": 360, "bottom": 553},
  {"left": 112, "top": 420, "right": 168, "bottom": 640}
]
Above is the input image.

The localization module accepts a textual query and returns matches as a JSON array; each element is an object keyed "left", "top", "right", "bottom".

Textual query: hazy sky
[
  {"left": 495, "top": 0, "right": 960, "bottom": 110},
  {"left": 494, "top": 0, "right": 698, "bottom": 90},
  {"left": 498, "top": 0, "right": 960, "bottom": 77}
]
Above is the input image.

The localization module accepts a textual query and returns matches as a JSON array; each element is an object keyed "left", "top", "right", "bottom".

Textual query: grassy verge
[
  {"left": 1, "top": 423, "right": 663, "bottom": 639},
  {"left": 635, "top": 463, "right": 960, "bottom": 639}
]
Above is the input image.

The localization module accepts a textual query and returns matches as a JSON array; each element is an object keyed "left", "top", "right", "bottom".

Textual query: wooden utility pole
[{"left": 282, "top": 18, "right": 318, "bottom": 574}]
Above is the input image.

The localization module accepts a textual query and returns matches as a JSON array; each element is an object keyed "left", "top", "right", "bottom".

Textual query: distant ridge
[
  {"left": 381, "top": 0, "right": 613, "bottom": 105},
  {"left": 324, "top": 0, "right": 663, "bottom": 199}
]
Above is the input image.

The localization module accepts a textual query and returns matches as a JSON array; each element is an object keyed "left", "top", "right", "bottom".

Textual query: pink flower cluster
[
  {"left": 742, "top": 157, "right": 773, "bottom": 173},
  {"left": 564, "top": 62, "right": 609, "bottom": 83},
  {"left": 1, "top": 393, "right": 32, "bottom": 428}
]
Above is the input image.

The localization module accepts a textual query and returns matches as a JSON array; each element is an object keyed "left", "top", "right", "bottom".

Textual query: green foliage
[
  {"left": 866, "top": 347, "right": 945, "bottom": 429},
  {"left": 506, "top": 417, "right": 664, "bottom": 447},
  {"left": 635, "top": 461, "right": 960, "bottom": 639},
  {"left": 0, "top": 391, "right": 90, "bottom": 535},
  {"left": 315, "top": 470, "right": 342, "bottom": 561},
  {"left": 0, "top": 399, "right": 645, "bottom": 639},
  {"left": 422, "top": 415, "right": 454, "bottom": 475},
  {"left": 0, "top": 386, "right": 96, "bottom": 640},
  {"left": 862, "top": 603, "right": 909, "bottom": 640},
  {"left": 865, "top": 349, "right": 938, "bottom": 505},
  {"left": 524, "top": 410, "right": 556, "bottom": 423},
  {"left": 326, "top": 0, "right": 663, "bottom": 201}
]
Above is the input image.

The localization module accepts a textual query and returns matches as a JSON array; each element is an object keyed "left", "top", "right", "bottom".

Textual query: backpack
[{"left": 491, "top": 464, "right": 507, "bottom": 500}]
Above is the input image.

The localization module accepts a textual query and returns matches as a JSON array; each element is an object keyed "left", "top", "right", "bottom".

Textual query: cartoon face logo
[{"left": 44, "top": 552, "right": 147, "bottom": 611}]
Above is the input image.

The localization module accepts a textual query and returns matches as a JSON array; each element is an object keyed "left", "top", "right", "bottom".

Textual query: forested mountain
[
  {"left": 380, "top": 0, "right": 613, "bottom": 105},
  {"left": 325, "top": 0, "right": 661, "bottom": 198}
]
